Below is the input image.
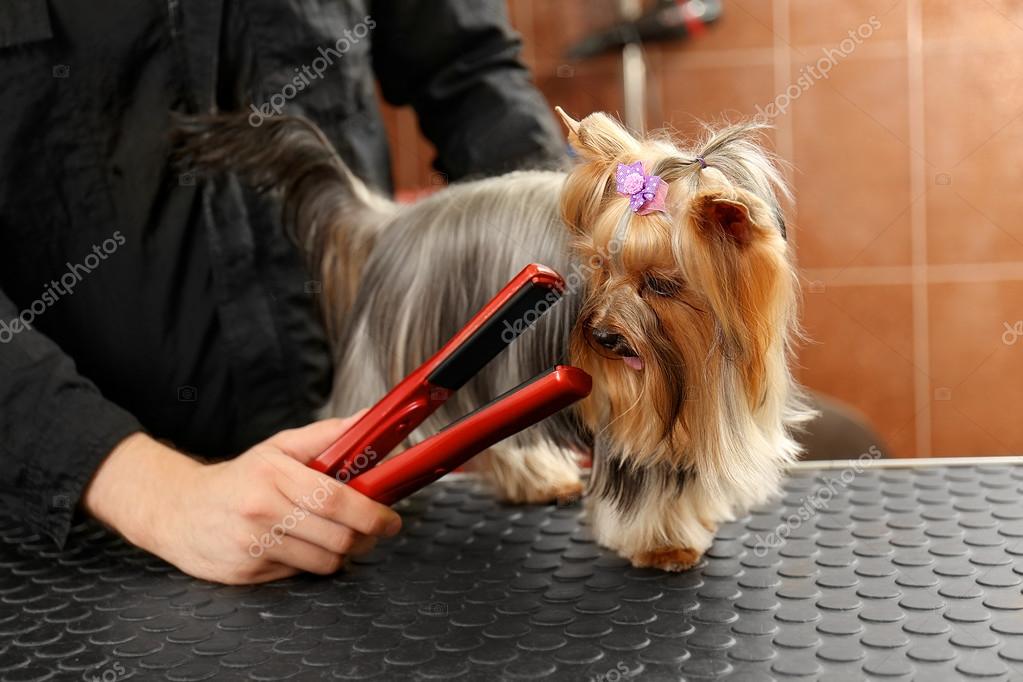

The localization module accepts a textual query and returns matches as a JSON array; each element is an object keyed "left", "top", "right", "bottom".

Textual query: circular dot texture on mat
[{"left": 1, "top": 465, "right": 1023, "bottom": 681}]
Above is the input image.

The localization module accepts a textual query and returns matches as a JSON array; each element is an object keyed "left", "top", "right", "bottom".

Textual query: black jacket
[{"left": 0, "top": 0, "right": 565, "bottom": 545}]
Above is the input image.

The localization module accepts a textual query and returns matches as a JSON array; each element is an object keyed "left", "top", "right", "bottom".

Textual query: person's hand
[{"left": 83, "top": 415, "right": 402, "bottom": 584}]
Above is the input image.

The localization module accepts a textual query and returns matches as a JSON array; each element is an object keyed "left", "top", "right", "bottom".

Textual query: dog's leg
[
  {"left": 586, "top": 451, "right": 721, "bottom": 571},
  {"left": 587, "top": 491, "right": 718, "bottom": 571},
  {"left": 469, "top": 437, "right": 584, "bottom": 505}
]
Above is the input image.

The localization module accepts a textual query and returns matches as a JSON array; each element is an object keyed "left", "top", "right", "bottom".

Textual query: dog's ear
[
  {"left": 557, "top": 108, "right": 645, "bottom": 236},
  {"left": 685, "top": 181, "right": 792, "bottom": 410},
  {"left": 554, "top": 106, "right": 581, "bottom": 143},
  {"left": 688, "top": 184, "right": 773, "bottom": 247},
  {"left": 555, "top": 107, "right": 640, "bottom": 163}
]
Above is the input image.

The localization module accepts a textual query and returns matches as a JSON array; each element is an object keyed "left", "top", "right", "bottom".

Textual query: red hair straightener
[{"left": 309, "top": 264, "right": 592, "bottom": 505}]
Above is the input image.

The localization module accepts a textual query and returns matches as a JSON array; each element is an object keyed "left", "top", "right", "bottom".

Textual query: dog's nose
[{"left": 591, "top": 327, "right": 625, "bottom": 352}]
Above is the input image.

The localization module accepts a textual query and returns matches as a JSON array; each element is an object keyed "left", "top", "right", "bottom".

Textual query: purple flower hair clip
[{"left": 615, "top": 161, "right": 668, "bottom": 215}]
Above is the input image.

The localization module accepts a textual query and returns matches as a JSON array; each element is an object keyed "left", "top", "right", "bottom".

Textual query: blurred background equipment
[
  {"left": 565, "top": 0, "right": 723, "bottom": 60},
  {"left": 570, "top": 0, "right": 723, "bottom": 132}
]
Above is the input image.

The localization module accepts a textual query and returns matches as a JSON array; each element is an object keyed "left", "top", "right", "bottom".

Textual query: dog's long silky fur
[
  {"left": 176, "top": 113, "right": 590, "bottom": 504},
  {"left": 179, "top": 110, "right": 814, "bottom": 571},
  {"left": 559, "top": 112, "right": 814, "bottom": 568}
]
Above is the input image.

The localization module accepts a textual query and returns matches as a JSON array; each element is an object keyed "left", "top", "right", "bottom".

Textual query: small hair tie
[
  {"left": 694, "top": 156, "right": 708, "bottom": 169},
  {"left": 615, "top": 161, "right": 668, "bottom": 215}
]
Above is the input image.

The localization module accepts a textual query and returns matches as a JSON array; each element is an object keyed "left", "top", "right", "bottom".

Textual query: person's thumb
[{"left": 266, "top": 410, "right": 368, "bottom": 463}]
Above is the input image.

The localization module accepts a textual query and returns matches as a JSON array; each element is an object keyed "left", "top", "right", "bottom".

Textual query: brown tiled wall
[{"left": 378, "top": 1, "right": 1023, "bottom": 458}]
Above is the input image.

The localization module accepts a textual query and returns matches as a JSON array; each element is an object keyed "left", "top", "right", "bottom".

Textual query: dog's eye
[{"left": 642, "top": 275, "right": 679, "bottom": 297}]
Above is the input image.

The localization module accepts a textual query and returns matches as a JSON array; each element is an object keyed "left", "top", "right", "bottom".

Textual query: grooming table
[{"left": 1, "top": 460, "right": 1023, "bottom": 681}]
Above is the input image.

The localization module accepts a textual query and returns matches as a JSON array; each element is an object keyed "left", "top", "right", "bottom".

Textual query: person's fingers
[
  {"left": 347, "top": 533, "right": 378, "bottom": 557},
  {"left": 266, "top": 411, "right": 368, "bottom": 463},
  {"left": 317, "top": 482, "right": 402, "bottom": 537},
  {"left": 271, "top": 456, "right": 401, "bottom": 538},
  {"left": 245, "top": 562, "right": 299, "bottom": 584},
  {"left": 264, "top": 534, "right": 346, "bottom": 576},
  {"left": 277, "top": 506, "right": 370, "bottom": 556},
  {"left": 253, "top": 487, "right": 379, "bottom": 559}
]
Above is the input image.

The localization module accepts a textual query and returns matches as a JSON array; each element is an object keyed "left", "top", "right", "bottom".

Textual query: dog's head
[{"left": 557, "top": 109, "right": 801, "bottom": 474}]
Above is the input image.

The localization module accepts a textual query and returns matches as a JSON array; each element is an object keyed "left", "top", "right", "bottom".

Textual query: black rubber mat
[{"left": 2, "top": 464, "right": 1023, "bottom": 681}]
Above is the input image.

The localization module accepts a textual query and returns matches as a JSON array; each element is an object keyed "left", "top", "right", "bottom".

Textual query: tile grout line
[
  {"left": 528, "top": 36, "right": 1023, "bottom": 73},
  {"left": 772, "top": 0, "right": 796, "bottom": 252},
  {"left": 801, "top": 261, "right": 1023, "bottom": 286},
  {"left": 907, "top": 0, "right": 931, "bottom": 458},
  {"left": 526, "top": 36, "right": 1023, "bottom": 77},
  {"left": 774, "top": 0, "right": 805, "bottom": 387},
  {"left": 521, "top": 0, "right": 536, "bottom": 67}
]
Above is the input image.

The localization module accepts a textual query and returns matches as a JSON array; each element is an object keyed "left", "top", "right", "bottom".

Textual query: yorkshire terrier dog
[{"left": 178, "top": 107, "right": 812, "bottom": 571}]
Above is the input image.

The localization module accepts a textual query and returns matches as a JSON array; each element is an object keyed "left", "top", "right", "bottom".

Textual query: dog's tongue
[{"left": 623, "top": 356, "right": 645, "bottom": 371}]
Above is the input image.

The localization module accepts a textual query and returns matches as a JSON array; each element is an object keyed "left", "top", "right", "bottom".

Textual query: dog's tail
[{"left": 173, "top": 112, "right": 398, "bottom": 340}]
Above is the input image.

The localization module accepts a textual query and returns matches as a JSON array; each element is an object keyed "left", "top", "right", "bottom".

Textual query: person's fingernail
[{"left": 385, "top": 516, "right": 402, "bottom": 536}]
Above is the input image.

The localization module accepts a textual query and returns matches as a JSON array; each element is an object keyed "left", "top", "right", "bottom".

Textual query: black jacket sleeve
[
  {"left": 0, "top": 288, "right": 142, "bottom": 546},
  {"left": 370, "top": 0, "right": 568, "bottom": 180}
]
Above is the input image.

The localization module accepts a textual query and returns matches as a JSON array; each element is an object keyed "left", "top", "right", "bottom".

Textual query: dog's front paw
[
  {"left": 507, "top": 478, "right": 584, "bottom": 506},
  {"left": 629, "top": 546, "right": 703, "bottom": 572},
  {"left": 492, "top": 459, "right": 584, "bottom": 505},
  {"left": 472, "top": 443, "right": 583, "bottom": 505}
]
